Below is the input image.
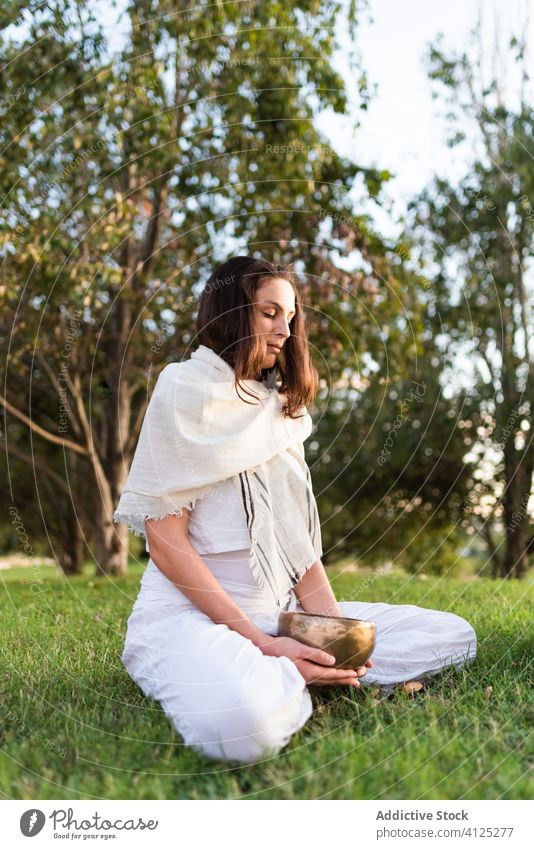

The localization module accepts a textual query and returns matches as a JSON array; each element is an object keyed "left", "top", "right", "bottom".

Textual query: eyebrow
[{"left": 261, "top": 300, "right": 296, "bottom": 317}]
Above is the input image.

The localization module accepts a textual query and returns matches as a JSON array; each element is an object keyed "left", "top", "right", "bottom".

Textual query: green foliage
[
  {"left": 0, "top": 0, "right": 417, "bottom": 572},
  {"left": 310, "top": 350, "right": 473, "bottom": 571},
  {"left": 405, "top": 30, "right": 534, "bottom": 578}
]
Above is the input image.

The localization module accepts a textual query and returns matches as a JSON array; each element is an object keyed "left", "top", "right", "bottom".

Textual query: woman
[{"left": 113, "top": 255, "right": 477, "bottom": 765}]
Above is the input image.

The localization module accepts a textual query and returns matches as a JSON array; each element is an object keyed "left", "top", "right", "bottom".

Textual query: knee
[
  {"left": 457, "top": 614, "right": 477, "bottom": 660},
  {"left": 223, "top": 696, "right": 291, "bottom": 764},
  {"left": 184, "top": 680, "right": 312, "bottom": 765},
  {"left": 440, "top": 611, "right": 477, "bottom": 667}
]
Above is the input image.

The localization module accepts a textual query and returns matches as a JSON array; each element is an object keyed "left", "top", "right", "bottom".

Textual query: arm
[
  {"left": 146, "top": 517, "right": 368, "bottom": 686},
  {"left": 292, "top": 558, "right": 342, "bottom": 617},
  {"left": 145, "top": 511, "right": 269, "bottom": 648}
]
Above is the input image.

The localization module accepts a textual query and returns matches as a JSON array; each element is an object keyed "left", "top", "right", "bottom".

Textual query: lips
[{"left": 268, "top": 344, "right": 282, "bottom": 352}]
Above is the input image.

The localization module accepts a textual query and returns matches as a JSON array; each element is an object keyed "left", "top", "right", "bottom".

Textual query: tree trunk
[
  {"left": 479, "top": 521, "right": 503, "bottom": 578},
  {"left": 502, "top": 526, "right": 529, "bottom": 578},
  {"left": 92, "top": 450, "right": 130, "bottom": 578},
  {"left": 60, "top": 518, "right": 86, "bottom": 575},
  {"left": 501, "top": 482, "right": 530, "bottom": 579},
  {"left": 90, "top": 287, "right": 135, "bottom": 577},
  {"left": 494, "top": 176, "right": 532, "bottom": 580},
  {"left": 89, "top": 359, "right": 133, "bottom": 576},
  {"left": 94, "top": 498, "right": 129, "bottom": 576},
  {"left": 501, "top": 424, "right": 531, "bottom": 578}
]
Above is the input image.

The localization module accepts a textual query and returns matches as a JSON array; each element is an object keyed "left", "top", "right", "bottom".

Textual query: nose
[{"left": 274, "top": 315, "right": 291, "bottom": 340}]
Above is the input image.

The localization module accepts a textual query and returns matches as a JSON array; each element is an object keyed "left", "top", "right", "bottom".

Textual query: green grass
[{"left": 0, "top": 563, "right": 532, "bottom": 800}]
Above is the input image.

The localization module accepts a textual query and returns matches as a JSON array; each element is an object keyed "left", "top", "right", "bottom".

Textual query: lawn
[{"left": 0, "top": 562, "right": 532, "bottom": 800}]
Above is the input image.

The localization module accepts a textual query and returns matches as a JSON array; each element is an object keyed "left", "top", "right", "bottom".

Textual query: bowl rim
[{"left": 279, "top": 610, "right": 375, "bottom": 628}]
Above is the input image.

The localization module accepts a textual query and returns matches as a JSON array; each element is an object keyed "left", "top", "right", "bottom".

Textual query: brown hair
[{"left": 195, "top": 255, "right": 318, "bottom": 418}]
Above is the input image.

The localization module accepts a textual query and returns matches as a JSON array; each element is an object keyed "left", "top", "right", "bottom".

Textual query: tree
[
  {"left": 1, "top": 0, "right": 404, "bottom": 575},
  {"left": 407, "top": 30, "right": 534, "bottom": 578},
  {"left": 310, "top": 285, "right": 473, "bottom": 575}
]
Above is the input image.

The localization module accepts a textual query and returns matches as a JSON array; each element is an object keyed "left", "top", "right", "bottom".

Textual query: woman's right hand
[{"left": 260, "top": 636, "right": 368, "bottom": 687}]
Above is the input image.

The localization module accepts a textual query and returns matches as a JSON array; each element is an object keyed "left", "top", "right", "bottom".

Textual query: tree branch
[
  {"left": 34, "top": 350, "right": 84, "bottom": 440},
  {"left": 58, "top": 369, "right": 113, "bottom": 504},
  {"left": 0, "top": 394, "right": 88, "bottom": 455},
  {"left": 1, "top": 437, "right": 73, "bottom": 496},
  {"left": 1, "top": 436, "right": 97, "bottom": 535},
  {"left": 138, "top": 182, "right": 168, "bottom": 277}
]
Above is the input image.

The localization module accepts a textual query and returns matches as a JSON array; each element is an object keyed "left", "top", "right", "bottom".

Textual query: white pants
[{"left": 122, "top": 549, "right": 477, "bottom": 764}]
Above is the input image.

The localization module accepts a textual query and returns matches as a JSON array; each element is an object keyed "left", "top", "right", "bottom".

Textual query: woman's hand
[{"left": 260, "top": 635, "right": 373, "bottom": 687}]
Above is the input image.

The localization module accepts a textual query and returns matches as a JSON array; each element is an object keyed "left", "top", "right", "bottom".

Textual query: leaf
[{"left": 400, "top": 680, "right": 425, "bottom": 695}]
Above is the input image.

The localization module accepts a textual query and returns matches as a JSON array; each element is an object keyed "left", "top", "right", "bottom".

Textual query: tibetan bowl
[{"left": 278, "top": 610, "right": 376, "bottom": 669}]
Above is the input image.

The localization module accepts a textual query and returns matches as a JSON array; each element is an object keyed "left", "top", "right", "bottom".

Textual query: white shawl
[{"left": 112, "top": 344, "right": 323, "bottom": 603}]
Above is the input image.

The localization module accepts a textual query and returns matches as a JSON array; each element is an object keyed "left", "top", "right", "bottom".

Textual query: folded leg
[
  {"left": 122, "top": 606, "right": 313, "bottom": 764},
  {"left": 293, "top": 599, "right": 477, "bottom": 686}
]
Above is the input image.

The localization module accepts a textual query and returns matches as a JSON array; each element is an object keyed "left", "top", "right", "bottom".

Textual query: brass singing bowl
[{"left": 278, "top": 611, "right": 376, "bottom": 669}]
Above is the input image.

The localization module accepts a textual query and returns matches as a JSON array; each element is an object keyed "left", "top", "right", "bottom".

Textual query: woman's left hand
[
  {"left": 351, "top": 659, "right": 373, "bottom": 678},
  {"left": 296, "top": 606, "right": 375, "bottom": 677},
  {"left": 294, "top": 608, "right": 375, "bottom": 678}
]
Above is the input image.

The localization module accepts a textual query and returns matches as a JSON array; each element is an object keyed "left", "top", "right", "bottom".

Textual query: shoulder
[
  {"left": 145, "top": 361, "right": 198, "bottom": 412},
  {"left": 154, "top": 358, "right": 200, "bottom": 388},
  {"left": 150, "top": 354, "right": 228, "bottom": 407},
  {"left": 156, "top": 361, "right": 184, "bottom": 381},
  {"left": 157, "top": 348, "right": 232, "bottom": 385}
]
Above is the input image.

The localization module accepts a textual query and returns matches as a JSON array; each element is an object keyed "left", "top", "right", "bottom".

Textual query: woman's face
[{"left": 252, "top": 277, "right": 296, "bottom": 369}]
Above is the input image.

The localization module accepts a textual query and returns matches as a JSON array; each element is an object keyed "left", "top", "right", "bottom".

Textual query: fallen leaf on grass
[
  {"left": 484, "top": 685, "right": 493, "bottom": 698},
  {"left": 400, "top": 680, "right": 425, "bottom": 695}
]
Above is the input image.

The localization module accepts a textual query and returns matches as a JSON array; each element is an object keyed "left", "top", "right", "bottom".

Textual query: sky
[
  {"left": 9, "top": 0, "right": 531, "bottom": 285},
  {"left": 87, "top": 0, "right": 534, "bottom": 238},
  {"left": 317, "top": 0, "right": 534, "bottom": 236}
]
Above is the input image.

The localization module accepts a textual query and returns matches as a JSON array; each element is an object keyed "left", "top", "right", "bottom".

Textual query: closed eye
[{"left": 260, "top": 305, "right": 296, "bottom": 321}]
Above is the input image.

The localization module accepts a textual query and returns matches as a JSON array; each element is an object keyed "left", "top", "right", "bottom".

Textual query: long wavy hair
[{"left": 195, "top": 255, "right": 318, "bottom": 418}]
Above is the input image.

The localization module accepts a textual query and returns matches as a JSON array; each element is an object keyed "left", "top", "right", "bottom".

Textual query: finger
[
  {"left": 311, "top": 669, "right": 360, "bottom": 686},
  {"left": 300, "top": 646, "right": 336, "bottom": 666}
]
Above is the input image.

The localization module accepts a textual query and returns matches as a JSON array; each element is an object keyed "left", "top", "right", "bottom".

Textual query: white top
[
  {"left": 145, "top": 477, "right": 251, "bottom": 555},
  {"left": 114, "top": 344, "right": 321, "bottom": 602}
]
